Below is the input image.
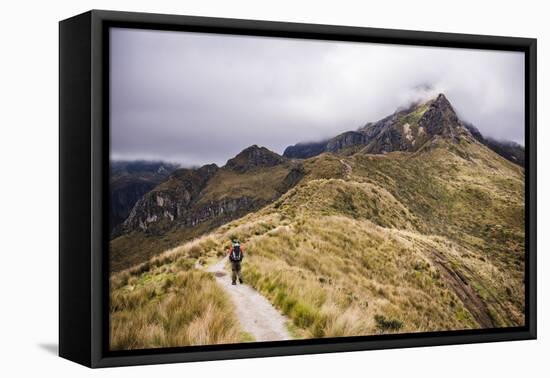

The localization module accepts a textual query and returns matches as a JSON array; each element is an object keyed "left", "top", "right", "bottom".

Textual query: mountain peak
[
  {"left": 226, "top": 145, "right": 286, "bottom": 172},
  {"left": 434, "top": 92, "right": 450, "bottom": 104},
  {"left": 282, "top": 92, "right": 522, "bottom": 166},
  {"left": 429, "top": 93, "right": 455, "bottom": 115},
  {"left": 418, "top": 93, "right": 464, "bottom": 137}
]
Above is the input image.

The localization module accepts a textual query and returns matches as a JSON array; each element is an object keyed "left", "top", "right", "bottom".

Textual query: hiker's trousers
[{"left": 231, "top": 261, "right": 243, "bottom": 283}]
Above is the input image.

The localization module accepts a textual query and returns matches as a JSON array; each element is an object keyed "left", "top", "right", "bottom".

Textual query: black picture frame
[{"left": 59, "top": 9, "right": 537, "bottom": 368}]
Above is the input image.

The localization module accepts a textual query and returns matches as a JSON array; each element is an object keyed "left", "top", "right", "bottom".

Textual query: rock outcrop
[
  {"left": 326, "top": 131, "right": 369, "bottom": 152},
  {"left": 110, "top": 161, "right": 179, "bottom": 232},
  {"left": 121, "top": 164, "right": 219, "bottom": 233},
  {"left": 283, "top": 140, "right": 328, "bottom": 159}
]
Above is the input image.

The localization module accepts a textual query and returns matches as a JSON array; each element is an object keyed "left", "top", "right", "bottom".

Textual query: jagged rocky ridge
[
  {"left": 284, "top": 94, "right": 524, "bottom": 165},
  {"left": 462, "top": 122, "right": 525, "bottom": 166}
]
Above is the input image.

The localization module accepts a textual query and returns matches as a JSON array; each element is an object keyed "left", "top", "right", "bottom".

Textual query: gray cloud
[{"left": 110, "top": 28, "right": 524, "bottom": 166}]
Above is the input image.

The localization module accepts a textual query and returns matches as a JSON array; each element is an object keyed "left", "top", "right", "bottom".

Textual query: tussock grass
[
  {"left": 110, "top": 248, "right": 242, "bottom": 350},
  {"left": 239, "top": 215, "right": 481, "bottom": 337}
]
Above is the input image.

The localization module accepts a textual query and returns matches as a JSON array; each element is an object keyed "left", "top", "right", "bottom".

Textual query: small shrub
[
  {"left": 176, "top": 258, "right": 194, "bottom": 270},
  {"left": 374, "top": 315, "right": 403, "bottom": 331},
  {"left": 292, "top": 302, "right": 318, "bottom": 329},
  {"left": 188, "top": 245, "right": 202, "bottom": 259}
]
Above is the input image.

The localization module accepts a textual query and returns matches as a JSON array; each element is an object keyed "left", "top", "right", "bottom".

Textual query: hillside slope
[
  {"left": 233, "top": 139, "right": 523, "bottom": 335},
  {"left": 110, "top": 136, "right": 524, "bottom": 346}
]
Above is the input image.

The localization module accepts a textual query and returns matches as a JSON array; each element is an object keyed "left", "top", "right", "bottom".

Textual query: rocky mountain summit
[
  {"left": 284, "top": 94, "right": 524, "bottom": 165},
  {"left": 226, "top": 145, "right": 287, "bottom": 172}
]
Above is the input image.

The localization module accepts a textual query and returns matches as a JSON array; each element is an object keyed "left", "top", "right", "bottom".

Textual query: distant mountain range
[{"left": 110, "top": 161, "right": 179, "bottom": 233}]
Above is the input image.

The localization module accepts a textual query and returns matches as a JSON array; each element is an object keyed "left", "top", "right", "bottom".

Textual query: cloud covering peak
[{"left": 110, "top": 28, "right": 524, "bottom": 166}]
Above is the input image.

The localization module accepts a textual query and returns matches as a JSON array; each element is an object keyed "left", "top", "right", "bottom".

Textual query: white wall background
[{"left": 0, "top": 0, "right": 546, "bottom": 376}]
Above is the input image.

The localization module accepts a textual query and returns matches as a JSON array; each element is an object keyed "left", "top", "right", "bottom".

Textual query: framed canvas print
[{"left": 59, "top": 10, "right": 537, "bottom": 368}]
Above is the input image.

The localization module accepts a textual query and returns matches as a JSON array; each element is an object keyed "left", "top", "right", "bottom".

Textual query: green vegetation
[{"left": 375, "top": 315, "right": 403, "bottom": 331}]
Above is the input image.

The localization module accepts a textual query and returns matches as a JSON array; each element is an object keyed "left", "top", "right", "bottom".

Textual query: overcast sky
[{"left": 110, "top": 27, "right": 525, "bottom": 167}]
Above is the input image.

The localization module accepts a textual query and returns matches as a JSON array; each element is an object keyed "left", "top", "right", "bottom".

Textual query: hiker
[{"left": 228, "top": 239, "right": 244, "bottom": 285}]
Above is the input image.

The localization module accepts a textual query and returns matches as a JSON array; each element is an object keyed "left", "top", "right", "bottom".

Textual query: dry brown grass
[
  {"left": 110, "top": 257, "right": 242, "bottom": 350},
  {"left": 240, "top": 215, "right": 481, "bottom": 337}
]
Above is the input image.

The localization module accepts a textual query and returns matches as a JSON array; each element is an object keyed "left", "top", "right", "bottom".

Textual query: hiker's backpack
[{"left": 231, "top": 244, "right": 243, "bottom": 262}]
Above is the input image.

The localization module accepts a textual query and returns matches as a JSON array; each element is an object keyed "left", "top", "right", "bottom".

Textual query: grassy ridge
[
  {"left": 352, "top": 138, "right": 525, "bottom": 276},
  {"left": 109, "top": 136, "right": 524, "bottom": 347},
  {"left": 225, "top": 139, "right": 523, "bottom": 335},
  {"left": 241, "top": 216, "right": 479, "bottom": 337}
]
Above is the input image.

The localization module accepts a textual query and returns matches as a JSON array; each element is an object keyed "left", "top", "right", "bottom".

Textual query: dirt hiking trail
[{"left": 207, "top": 257, "right": 292, "bottom": 342}]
